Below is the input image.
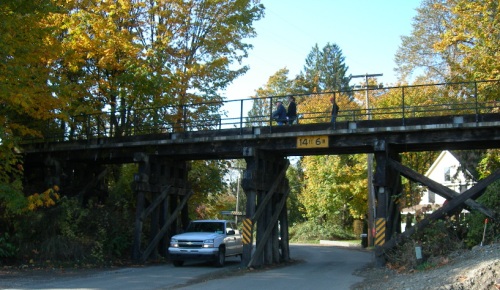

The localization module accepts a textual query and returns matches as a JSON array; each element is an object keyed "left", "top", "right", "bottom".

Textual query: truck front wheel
[{"left": 214, "top": 246, "right": 225, "bottom": 267}]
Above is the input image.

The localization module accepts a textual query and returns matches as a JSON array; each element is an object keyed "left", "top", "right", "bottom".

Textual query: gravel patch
[{"left": 352, "top": 243, "right": 500, "bottom": 290}]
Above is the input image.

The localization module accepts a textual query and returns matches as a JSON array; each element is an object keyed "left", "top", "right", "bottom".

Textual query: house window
[
  {"left": 444, "top": 167, "right": 451, "bottom": 182},
  {"left": 428, "top": 190, "right": 435, "bottom": 203}
]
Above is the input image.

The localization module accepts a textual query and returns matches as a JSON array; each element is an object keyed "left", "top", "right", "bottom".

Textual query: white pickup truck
[{"left": 168, "top": 220, "right": 243, "bottom": 267}]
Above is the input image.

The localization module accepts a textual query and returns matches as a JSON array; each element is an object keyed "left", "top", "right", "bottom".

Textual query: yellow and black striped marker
[
  {"left": 375, "top": 218, "right": 386, "bottom": 246},
  {"left": 242, "top": 218, "right": 253, "bottom": 245}
]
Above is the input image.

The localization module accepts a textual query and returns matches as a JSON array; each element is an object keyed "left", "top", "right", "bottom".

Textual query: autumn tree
[
  {"left": 50, "top": 0, "right": 144, "bottom": 138},
  {"left": 38, "top": 0, "right": 264, "bottom": 198},
  {"left": 49, "top": 0, "right": 264, "bottom": 137},
  {"left": 0, "top": 0, "right": 65, "bottom": 134},
  {"left": 434, "top": 0, "right": 500, "bottom": 82},
  {"left": 300, "top": 155, "right": 368, "bottom": 226},
  {"left": 133, "top": 0, "right": 265, "bottom": 132},
  {"left": 0, "top": 1, "right": 265, "bottom": 263},
  {"left": 0, "top": 0, "right": 66, "bottom": 216},
  {"left": 247, "top": 68, "right": 293, "bottom": 126},
  {"left": 189, "top": 160, "right": 231, "bottom": 219},
  {"left": 395, "top": 0, "right": 459, "bottom": 83},
  {"left": 396, "top": 0, "right": 500, "bottom": 92}
]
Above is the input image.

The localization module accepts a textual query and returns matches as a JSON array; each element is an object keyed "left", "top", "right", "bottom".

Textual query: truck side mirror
[{"left": 227, "top": 230, "right": 235, "bottom": 235}]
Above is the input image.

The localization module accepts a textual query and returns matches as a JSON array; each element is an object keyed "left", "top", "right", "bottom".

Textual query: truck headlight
[
  {"left": 203, "top": 239, "right": 214, "bottom": 248},
  {"left": 170, "top": 238, "right": 179, "bottom": 248}
]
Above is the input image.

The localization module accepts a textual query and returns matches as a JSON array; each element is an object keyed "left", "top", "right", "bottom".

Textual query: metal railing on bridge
[{"left": 27, "top": 80, "right": 500, "bottom": 142}]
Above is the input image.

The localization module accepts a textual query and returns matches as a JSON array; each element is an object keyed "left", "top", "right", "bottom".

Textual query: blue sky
[{"left": 224, "top": 0, "right": 422, "bottom": 100}]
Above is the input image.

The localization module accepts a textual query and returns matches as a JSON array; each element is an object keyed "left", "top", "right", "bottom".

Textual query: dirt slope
[{"left": 352, "top": 243, "right": 500, "bottom": 290}]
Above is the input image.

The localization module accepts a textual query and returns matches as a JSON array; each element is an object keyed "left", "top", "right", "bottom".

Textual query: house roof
[{"left": 425, "top": 150, "right": 477, "bottom": 181}]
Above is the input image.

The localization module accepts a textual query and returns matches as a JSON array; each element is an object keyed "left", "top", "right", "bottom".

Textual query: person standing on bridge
[
  {"left": 272, "top": 100, "right": 287, "bottom": 125},
  {"left": 330, "top": 96, "right": 339, "bottom": 128},
  {"left": 287, "top": 96, "right": 297, "bottom": 125}
]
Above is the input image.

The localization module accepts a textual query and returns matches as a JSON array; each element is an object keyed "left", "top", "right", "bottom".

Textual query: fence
[{"left": 28, "top": 80, "right": 500, "bottom": 142}]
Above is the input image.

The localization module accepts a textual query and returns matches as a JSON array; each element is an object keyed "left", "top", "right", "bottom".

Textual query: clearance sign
[{"left": 297, "top": 136, "right": 329, "bottom": 148}]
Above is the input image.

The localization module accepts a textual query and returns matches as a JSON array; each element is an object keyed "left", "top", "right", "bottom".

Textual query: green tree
[
  {"left": 300, "top": 154, "right": 367, "bottom": 228},
  {"left": 188, "top": 160, "right": 230, "bottom": 219},
  {"left": 465, "top": 149, "right": 500, "bottom": 246},
  {"left": 286, "top": 160, "right": 306, "bottom": 225},
  {"left": 296, "top": 43, "right": 350, "bottom": 94},
  {"left": 294, "top": 43, "right": 352, "bottom": 124},
  {"left": 287, "top": 42, "right": 365, "bottom": 238}
]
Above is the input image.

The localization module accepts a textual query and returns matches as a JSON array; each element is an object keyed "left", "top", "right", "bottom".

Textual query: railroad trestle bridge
[{"left": 20, "top": 81, "right": 500, "bottom": 266}]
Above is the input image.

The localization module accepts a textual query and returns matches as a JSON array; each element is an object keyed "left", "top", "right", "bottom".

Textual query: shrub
[
  {"left": 11, "top": 196, "right": 133, "bottom": 266},
  {"left": 385, "top": 219, "right": 465, "bottom": 271},
  {"left": 0, "top": 233, "right": 17, "bottom": 259},
  {"left": 289, "top": 220, "right": 355, "bottom": 242},
  {"left": 463, "top": 180, "right": 499, "bottom": 247}
]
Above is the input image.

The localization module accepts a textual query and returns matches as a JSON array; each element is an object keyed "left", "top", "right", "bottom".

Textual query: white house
[
  {"left": 421, "top": 150, "right": 475, "bottom": 206},
  {"left": 402, "top": 150, "right": 476, "bottom": 228}
]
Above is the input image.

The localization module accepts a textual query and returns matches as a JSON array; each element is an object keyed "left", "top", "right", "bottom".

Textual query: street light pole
[{"left": 350, "top": 73, "right": 382, "bottom": 247}]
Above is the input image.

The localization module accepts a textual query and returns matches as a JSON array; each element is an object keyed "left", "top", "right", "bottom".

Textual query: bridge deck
[{"left": 21, "top": 113, "right": 500, "bottom": 162}]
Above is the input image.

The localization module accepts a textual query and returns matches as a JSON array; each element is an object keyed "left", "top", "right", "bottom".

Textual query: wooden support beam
[
  {"left": 279, "top": 200, "right": 290, "bottom": 262},
  {"left": 140, "top": 189, "right": 194, "bottom": 262},
  {"left": 247, "top": 188, "right": 289, "bottom": 268},
  {"left": 382, "top": 168, "right": 500, "bottom": 252},
  {"left": 388, "top": 159, "right": 496, "bottom": 219},
  {"left": 140, "top": 185, "right": 171, "bottom": 221},
  {"left": 241, "top": 150, "right": 290, "bottom": 267},
  {"left": 251, "top": 160, "right": 290, "bottom": 222},
  {"left": 132, "top": 188, "right": 145, "bottom": 261},
  {"left": 77, "top": 167, "right": 108, "bottom": 199}
]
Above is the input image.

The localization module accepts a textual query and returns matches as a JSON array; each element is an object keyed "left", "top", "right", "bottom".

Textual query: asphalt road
[
  {"left": 1, "top": 244, "right": 372, "bottom": 290},
  {"left": 180, "top": 244, "right": 372, "bottom": 290}
]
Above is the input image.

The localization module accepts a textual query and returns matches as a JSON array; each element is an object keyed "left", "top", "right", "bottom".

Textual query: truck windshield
[{"left": 187, "top": 222, "right": 225, "bottom": 233}]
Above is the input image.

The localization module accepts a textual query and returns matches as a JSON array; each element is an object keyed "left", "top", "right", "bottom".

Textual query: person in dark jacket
[
  {"left": 287, "top": 96, "right": 297, "bottom": 125},
  {"left": 330, "top": 97, "right": 339, "bottom": 128},
  {"left": 272, "top": 101, "right": 287, "bottom": 125}
]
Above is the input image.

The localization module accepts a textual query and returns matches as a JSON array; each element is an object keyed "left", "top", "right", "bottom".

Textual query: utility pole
[
  {"left": 235, "top": 173, "right": 240, "bottom": 224},
  {"left": 350, "top": 73, "right": 383, "bottom": 247},
  {"left": 231, "top": 167, "right": 245, "bottom": 225}
]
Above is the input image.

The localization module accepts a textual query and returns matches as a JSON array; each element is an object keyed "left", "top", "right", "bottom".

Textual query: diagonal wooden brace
[
  {"left": 251, "top": 160, "right": 290, "bottom": 222},
  {"left": 388, "top": 159, "right": 496, "bottom": 219},
  {"left": 247, "top": 188, "right": 289, "bottom": 268},
  {"left": 383, "top": 168, "right": 500, "bottom": 251},
  {"left": 140, "top": 189, "right": 194, "bottom": 262}
]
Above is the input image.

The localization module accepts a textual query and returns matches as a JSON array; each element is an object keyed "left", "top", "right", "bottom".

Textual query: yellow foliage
[
  {"left": 434, "top": 0, "right": 500, "bottom": 83},
  {"left": 26, "top": 186, "right": 61, "bottom": 211}
]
